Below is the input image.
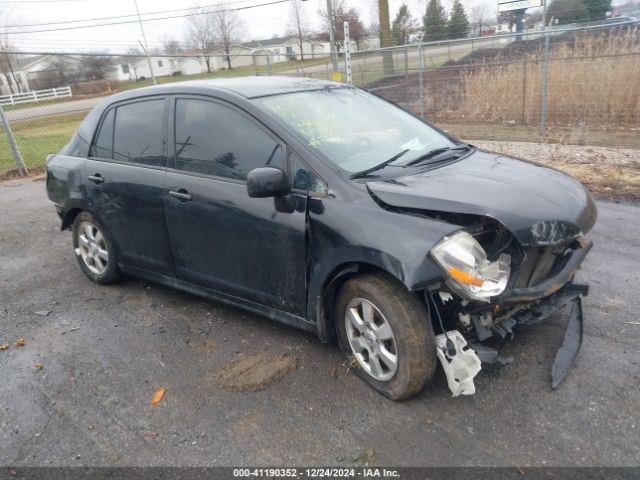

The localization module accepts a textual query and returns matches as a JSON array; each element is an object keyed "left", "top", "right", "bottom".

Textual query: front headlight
[{"left": 431, "top": 231, "right": 511, "bottom": 302}]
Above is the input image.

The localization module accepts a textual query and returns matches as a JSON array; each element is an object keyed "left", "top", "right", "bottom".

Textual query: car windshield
[{"left": 258, "top": 88, "right": 455, "bottom": 174}]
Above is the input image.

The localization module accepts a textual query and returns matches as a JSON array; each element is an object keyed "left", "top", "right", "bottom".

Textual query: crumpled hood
[{"left": 367, "top": 149, "right": 597, "bottom": 246}]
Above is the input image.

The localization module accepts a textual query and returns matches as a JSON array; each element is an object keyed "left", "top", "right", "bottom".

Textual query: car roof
[{"left": 114, "top": 76, "right": 346, "bottom": 101}]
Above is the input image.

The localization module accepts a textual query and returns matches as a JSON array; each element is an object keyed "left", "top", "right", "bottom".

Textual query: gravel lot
[
  {"left": 1, "top": 179, "right": 639, "bottom": 467},
  {"left": 475, "top": 141, "right": 640, "bottom": 201}
]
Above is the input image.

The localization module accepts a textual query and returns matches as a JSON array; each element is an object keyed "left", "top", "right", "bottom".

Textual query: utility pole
[
  {"left": 378, "top": 0, "right": 394, "bottom": 74},
  {"left": 540, "top": 1, "right": 551, "bottom": 138},
  {"left": 326, "top": 0, "right": 338, "bottom": 72},
  {"left": 133, "top": 0, "right": 156, "bottom": 85}
]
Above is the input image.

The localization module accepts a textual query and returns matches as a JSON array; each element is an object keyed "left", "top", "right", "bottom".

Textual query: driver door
[{"left": 163, "top": 96, "right": 308, "bottom": 315}]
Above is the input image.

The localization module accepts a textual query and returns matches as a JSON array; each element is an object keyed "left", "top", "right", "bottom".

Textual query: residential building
[{"left": 243, "top": 35, "right": 326, "bottom": 64}]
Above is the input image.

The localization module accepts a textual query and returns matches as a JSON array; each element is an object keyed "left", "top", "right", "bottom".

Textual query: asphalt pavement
[
  {"left": 0, "top": 179, "right": 638, "bottom": 467},
  {"left": 5, "top": 98, "right": 102, "bottom": 122}
]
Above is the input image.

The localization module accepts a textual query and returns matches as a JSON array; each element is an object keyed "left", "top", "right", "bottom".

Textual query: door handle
[
  {"left": 169, "top": 189, "right": 192, "bottom": 202},
  {"left": 88, "top": 174, "right": 104, "bottom": 184}
]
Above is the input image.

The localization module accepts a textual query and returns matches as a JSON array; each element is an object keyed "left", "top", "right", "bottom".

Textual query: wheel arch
[
  {"left": 312, "top": 261, "right": 426, "bottom": 343},
  {"left": 61, "top": 207, "right": 84, "bottom": 231},
  {"left": 65, "top": 208, "right": 123, "bottom": 263}
]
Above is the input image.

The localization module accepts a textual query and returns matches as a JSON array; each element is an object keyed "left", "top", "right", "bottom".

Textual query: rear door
[
  {"left": 163, "top": 96, "right": 308, "bottom": 315},
  {"left": 84, "top": 96, "right": 174, "bottom": 276}
]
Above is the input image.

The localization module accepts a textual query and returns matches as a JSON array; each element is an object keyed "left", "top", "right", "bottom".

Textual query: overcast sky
[
  {"left": 0, "top": 0, "right": 503, "bottom": 53},
  {"left": 4, "top": 0, "right": 624, "bottom": 54}
]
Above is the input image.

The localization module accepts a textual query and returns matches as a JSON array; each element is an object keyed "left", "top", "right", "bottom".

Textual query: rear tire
[
  {"left": 335, "top": 273, "right": 436, "bottom": 401},
  {"left": 72, "top": 211, "right": 120, "bottom": 284}
]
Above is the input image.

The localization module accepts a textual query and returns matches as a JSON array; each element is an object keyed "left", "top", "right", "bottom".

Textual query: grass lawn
[
  {"left": 115, "top": 57, "right": 331, "bottom": 92},
  {"left": 0, "top": 112, "right": 86, "bottom": 174}
]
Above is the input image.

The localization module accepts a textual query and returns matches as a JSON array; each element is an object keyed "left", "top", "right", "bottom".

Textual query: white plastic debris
[
  {"left": 457, "top": 312, "right": 472, "bottom": 327},
  {"left": 435, "top": 330, "right": 482, "bottom": 397},
  {"left": 438, "top": 291, "right": 454, "bottom": 304}
]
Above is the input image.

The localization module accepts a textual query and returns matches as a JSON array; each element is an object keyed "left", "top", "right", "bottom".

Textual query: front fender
[{"left": 306, "top": 195, "right": 460, "bottom": 338}]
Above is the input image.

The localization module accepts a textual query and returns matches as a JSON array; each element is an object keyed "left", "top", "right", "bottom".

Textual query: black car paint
[
  {"left": 46, "top": 77, "right": 596, "bottom": 344},
  {"left": 367, "top": 150, "right": 597, "bottom": 247}
]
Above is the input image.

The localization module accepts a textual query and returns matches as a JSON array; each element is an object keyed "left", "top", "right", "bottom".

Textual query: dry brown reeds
[{"left": 456, "top": 28, "right": 640, "bottom": 128}]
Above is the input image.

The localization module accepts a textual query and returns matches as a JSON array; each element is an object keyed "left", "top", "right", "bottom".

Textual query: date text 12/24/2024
[{"left": 233, "top": 468, "right": 400, "bottom": 478}]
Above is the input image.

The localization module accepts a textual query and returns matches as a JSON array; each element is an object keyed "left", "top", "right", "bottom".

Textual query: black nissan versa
[{"left": 46, "top": 77, "right": 597, "bottom": 400}]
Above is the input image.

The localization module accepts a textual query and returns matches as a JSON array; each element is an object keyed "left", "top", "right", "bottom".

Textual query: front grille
[{"left": 510, "top": 242, "right": 575, "bottom": 289}]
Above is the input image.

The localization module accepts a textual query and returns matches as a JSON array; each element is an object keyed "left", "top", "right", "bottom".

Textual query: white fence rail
[{"left": 0, "top": 86, "right": 72, "bottom": 106}]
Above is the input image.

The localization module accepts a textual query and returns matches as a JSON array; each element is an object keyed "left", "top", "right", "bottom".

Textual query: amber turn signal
[{"left": 448, "top": 267, "right": 485, "bottom": 287}]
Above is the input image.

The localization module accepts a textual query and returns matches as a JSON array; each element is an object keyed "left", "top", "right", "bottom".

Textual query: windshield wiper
[
  {"left": 349, "top": 149, "right": 410, "bottom": 179},
  {"left": 403, "top": 143, "right": 473, "bottom": 167}
]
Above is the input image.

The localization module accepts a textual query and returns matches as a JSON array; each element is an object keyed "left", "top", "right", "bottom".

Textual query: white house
[
  {"left": 359, "top": 35, "right": 381, "bottom": 51},
  {"left": 0, "top": 65, "right": 30, "bottom": 95},
  {"left": 113, "top": 45, "right": 256, "bottom": 81},
  {"left": 2, "top": 55, "right": 73, "bottom": 92},
  {"left": 243, "top": 36, "right": 327, "bottom": 65},
  {"left": 496, "top": 23, "right": 516, "bottom": 34},
  {"left": 208, "top": 45, "right": 256, "bottom": 70},
  {"left": 113, "top": 55, "right": 176, "bottom": 81}
]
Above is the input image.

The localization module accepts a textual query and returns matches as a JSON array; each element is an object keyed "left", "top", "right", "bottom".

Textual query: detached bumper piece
[
  {"left": 472, "top": 285, "right": 586, "bottom": 389},
  {"left": 435, "top": 331, "right": 481, "bottom": 397},
  {"left": 551, "top": 296, "right": 583, "bottom": 389}
]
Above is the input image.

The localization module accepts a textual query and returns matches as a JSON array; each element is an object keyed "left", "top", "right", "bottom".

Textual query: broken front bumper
[
  {"left": 434, "top": 238, "right": 592, "bottom": 397},
  {"left": 437, "top": 283, "right": 588, "bottom": 397},
  {"left": 497, "top": 238, "right": 592, "bottom": 304},
  {"left": 481, "top": 284, "right": 586, "bottom": 387}
]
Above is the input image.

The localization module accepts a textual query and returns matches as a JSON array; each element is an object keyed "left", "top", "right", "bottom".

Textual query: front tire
[
  {"left": 72, "top": 212, "right": 120, "bottom": 284},
  {"left": 335, "top": 273, "right": 436, "bottom": 400}
]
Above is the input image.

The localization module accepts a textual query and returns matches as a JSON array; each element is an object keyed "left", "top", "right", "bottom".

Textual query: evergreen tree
[
  {"left": 584, "top": 0, "right": 611, "bottom": 20},
  {"left": 547, "top": 0, "right": 589, "bottom": 24},
  {"left": 423, "top": 0, "right": 448, "bottom": 41},
  {"left": 547, "top": 0, "right": 610, "bottom": 24},
  {"left": 391, "top": 4, "right": 417, "bottom": 45},
  {"left": 447, "top": 0, "right": 469, "bottom": 39}
]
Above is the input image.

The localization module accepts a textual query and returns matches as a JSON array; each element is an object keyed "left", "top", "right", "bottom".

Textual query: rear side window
[
  {"left": 174, "top": 98, "right": 283, "bottom": 180},
  {"left": 92, "top": 99, "right": 166, "bottom": 167},
  {"left": 113, "top": 100, "right": 166, "bottom": 166},
  {"left": 93, "top": 108, "right": 114, "bottom": 158}
]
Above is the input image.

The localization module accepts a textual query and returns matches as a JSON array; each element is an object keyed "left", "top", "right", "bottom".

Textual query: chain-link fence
[
  {"left": 354, "top": 25, "right": 640, "bottom": 151},
  {"left": 1, "top": 23, "right": 639, "bottom": 177}
]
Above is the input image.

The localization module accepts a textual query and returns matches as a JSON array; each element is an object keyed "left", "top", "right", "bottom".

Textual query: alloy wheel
[
  {"left": 345, "top": 298, "right": 398, "bottom": 381},
  {"left": 75, "top": 221, "right": 109, "bottom": 275}
]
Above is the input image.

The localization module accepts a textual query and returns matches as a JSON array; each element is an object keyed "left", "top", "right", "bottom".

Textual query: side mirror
[{"left": 246, "top": 167, "right": 291, "bottom": 198}]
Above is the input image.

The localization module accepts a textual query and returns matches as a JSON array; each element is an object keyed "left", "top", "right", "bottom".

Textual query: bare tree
[
  {"left": 123, "top": 48, "right": 145, "bottom": 80},
  {"left": 210, "top": 3, "right": 243, "bottom": 70},
  {"left": 185, "top": 3, "right": 243, "bottom": 72},
  {"left": 162, "top": 36, "right": 183, "bottom": 55},
  {"left": 48, "top": 56, "right": 75, "bottom": 85},
  {"left": 78, "top": 53, "right": 115, "bottom": 80},
  {"left": 287, "top": 0, "right": 310, "bottom": 61},
  {"left": 318, "top": 0, "right": 366, "bottom": 52},
  {"left": 0, "top": 35, "right": 23, "bottom": 94},
  {"left": 0, "top": 10, "right": 24, "bottom": 94},
  {"left": 185, "top": 7, "right": 217, "bottom": 73},
  {"left": 469, "top": 3, "right": 493, "bottom": 37}
]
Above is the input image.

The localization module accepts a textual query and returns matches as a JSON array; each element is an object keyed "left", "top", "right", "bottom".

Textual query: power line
[
  {"left": 2, "top": 0, "right": 266, "bottom": 28},
  {"left": 0, "top": 0, "right": 92, "bottom": 3},
  {"left": 0, "top": 0, "right": 290, "bottom": 35}
]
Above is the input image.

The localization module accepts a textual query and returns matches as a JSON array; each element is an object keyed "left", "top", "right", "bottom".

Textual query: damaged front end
[{"left": 426, "top": 220, "right": 592, "bottom": 397}]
